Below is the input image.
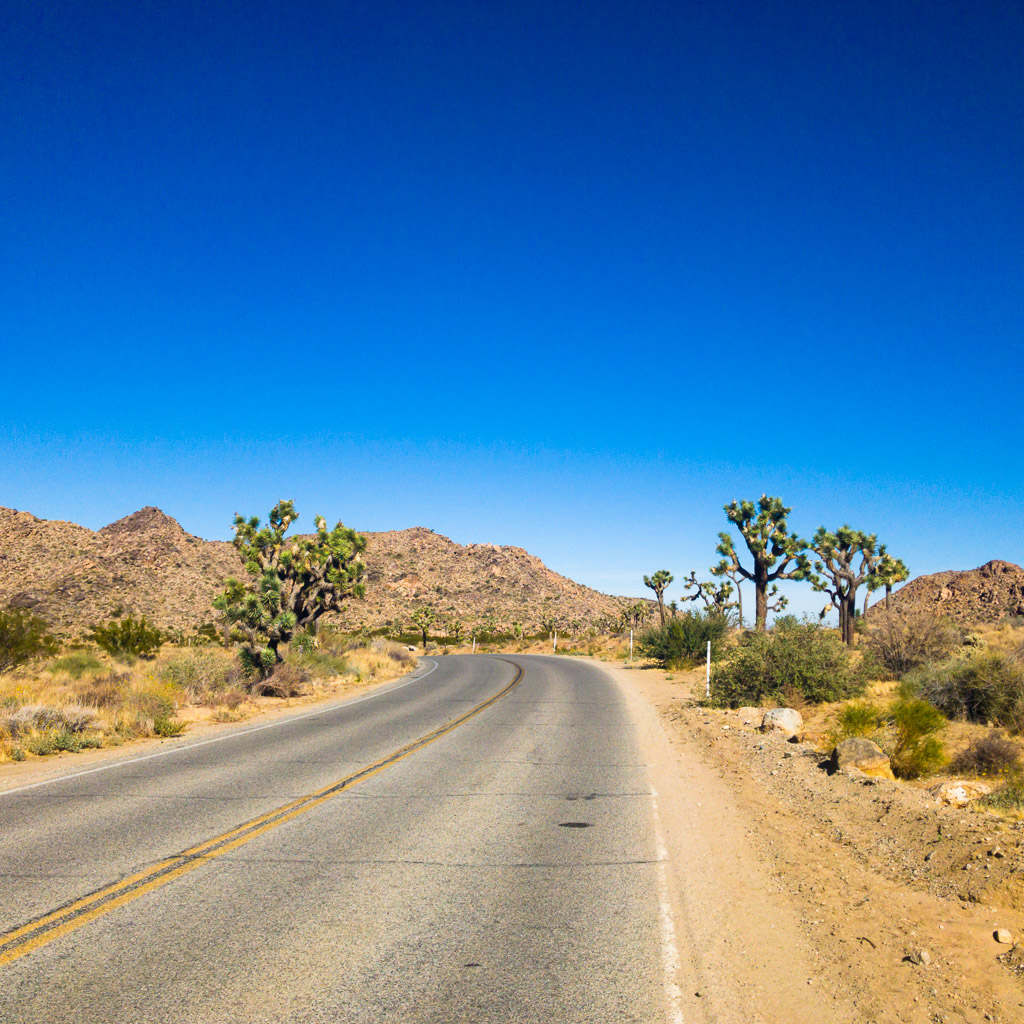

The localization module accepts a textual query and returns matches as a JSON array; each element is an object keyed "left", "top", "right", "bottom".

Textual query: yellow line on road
[{"left": 0, "top": 658, "right": 523, "bottom": 968}]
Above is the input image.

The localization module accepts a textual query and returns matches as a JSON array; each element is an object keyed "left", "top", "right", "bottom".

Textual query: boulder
[
  {"left": 930, "top": 780, "right": 993, "bottom": 808},
  {"left": 759, "top": 708, "right": 804, "bottom": 742},
  {"left": 737, "top": 707, "right": 763, "bottom": 728},
  {"left": 829, "top": 737, "right": 896, "bottom": 780}
]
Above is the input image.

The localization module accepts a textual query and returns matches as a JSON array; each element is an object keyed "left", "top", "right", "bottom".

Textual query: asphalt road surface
[{"left": 0, "top": 655, "right": 676, "bottom": 1023}]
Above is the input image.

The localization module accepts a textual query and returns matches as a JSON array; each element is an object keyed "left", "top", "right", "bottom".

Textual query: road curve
[{"left": 0, "top": 655, "right": 672, "bottom": 1023}]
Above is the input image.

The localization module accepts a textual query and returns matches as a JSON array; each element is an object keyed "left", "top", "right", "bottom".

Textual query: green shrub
[
  {"left": 285, "top": 649, "right": 349, "bottom": 681},
  {"left": 638, "top": 611, "right": 730, "bottom": 669},
  {"left": 885, "top": 696, "right": 946, "bottom": 779},
  {"left": 89, "top": 616, "right": 164, "bottom": 659},
  {"left": 153, "top": 716, "right": 187, "bottom": 737},
  {"left": 860, "top": 610, "right": 962, "bottom": 679},
  {"left": 833, "top": 701, "right": 882, "bottom": 740},
  {"left": 0, "top": 607, "right": 59, "bottom": 671},
  {"left": 128, "top": 689, "right": 176, "bottom": 720},
  {"left": 46, "top": 651, "right": 104, "bottom": 679},
  {"left": 950, "top": 733, "right": 1021, "bottom": 778},
  {"left": 290, "top": 632, "right": 319, "bottom": 655},
  {"left": 710, "top": 621, "right": 866, "bottom": 708},
  {"left": 906, "top": 651, "right": 1024, "bottom": 733}
]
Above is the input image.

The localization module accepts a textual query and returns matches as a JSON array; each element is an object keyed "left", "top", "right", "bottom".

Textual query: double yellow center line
[{"left": 0, "top": 658, "right": 523, "bottom": 968}]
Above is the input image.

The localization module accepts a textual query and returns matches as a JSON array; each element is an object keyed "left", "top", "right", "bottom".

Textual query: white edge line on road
[
  {"left": 0, "top": 660, "right": 439, "bottom": 799},
  {"left": 651, "top": 784, "right": 686, "bottom": 1024}
]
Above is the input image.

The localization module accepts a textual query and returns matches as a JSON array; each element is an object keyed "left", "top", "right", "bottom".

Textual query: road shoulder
[{"left": 601, "top": 659, "right": 1024, "bottom": 1024}]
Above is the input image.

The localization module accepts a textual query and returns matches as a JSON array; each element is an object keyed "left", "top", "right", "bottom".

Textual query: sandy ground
[{"left": 608, "top": 659, "right": 1024, "bottom": 1024}]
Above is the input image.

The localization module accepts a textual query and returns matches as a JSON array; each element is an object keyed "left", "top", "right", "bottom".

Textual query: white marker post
[
  {"left": 629, "top": 628, "right": 633, "bottom": 662},
  {"left": 706, "top": 640, "right": 711, "bottom": 699},
  {"left": 553, "top": 630, "right": 557, "bottom": 653},
  {"left": 472, "top": 636, "right": 476, "bottom": 654}
]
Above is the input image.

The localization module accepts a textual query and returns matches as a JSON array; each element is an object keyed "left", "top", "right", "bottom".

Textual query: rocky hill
[
  {"left": 877, "top": 559, "right": 1024, "bottom": 625},
  {"left": 0, "top": 507, "right": 627, "bottom": 636}
]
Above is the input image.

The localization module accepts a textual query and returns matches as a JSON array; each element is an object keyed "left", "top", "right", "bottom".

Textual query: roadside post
[
  {"left": 629, "top": 628, "right": 633, "bottom": 662},
  {"left": 553, "top": 630, "right": 557, "bottom": 653},
  {"left": 706, "top": 640, "right": 711, "bottom": 699}
]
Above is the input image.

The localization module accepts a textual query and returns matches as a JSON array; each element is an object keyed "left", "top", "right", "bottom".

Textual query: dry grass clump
[
  {"left": 950, "top": 732, "right": 1022, "bottom": 778},
  {"left": 860, "top": 609, "right": 962, "bottom": 679}
]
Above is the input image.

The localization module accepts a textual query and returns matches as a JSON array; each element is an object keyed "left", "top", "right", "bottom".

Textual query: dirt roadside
[{"left": 606, "top": 659, "right": 1024, "bottom": 1024}]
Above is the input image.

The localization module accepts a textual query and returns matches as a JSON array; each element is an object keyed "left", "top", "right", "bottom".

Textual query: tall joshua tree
[
  {"left": 643, "top": 570, "right": 674, "bottom": 625},
  {"left": 214, "top": 500, "right": 365, "bottom": 678},
  {"left": 712, "top": 496, "right": 811, "bottom": 631},
  {"left": 810, "top": 526, "right": 882, "bottom": 645}
]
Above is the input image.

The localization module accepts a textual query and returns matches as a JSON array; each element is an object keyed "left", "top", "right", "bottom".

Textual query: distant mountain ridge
[
  {"left": 877, "top": 559, "right": 1024, "bottom": 624},
  {"left": 0, "top": 507, "right": 627, "bottom": 636}
]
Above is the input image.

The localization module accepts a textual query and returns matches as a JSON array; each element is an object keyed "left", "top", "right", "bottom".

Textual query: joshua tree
[
  {"left": 214, "top": 500, "right": 365, "bottom": 678},
  {"left": 712, "top": 496, "right": 811, "bottom": 632},
  {"left": 867, "top": 552, "right": 910, "bottom": 613},
  {"left": 510, "top": 620, "right": 525, "bottom": 642},
  {"left": 713, "top": 564, "right": 746, "bottom": 627},
  {"left": 667, "top": 600, "right": 679, "bottom": 619},
  {"left": 681, "top": 572, "right": 736, "bottom": 617},
  {"left": 411, "top": 606, "right": 436, "bottom": 651},
  {"left": 810, "top": 526, "right": 882, "bottom": 645},
  {"left": 540, "top": 615, "right": 559, "bottom": 639},
  {"left": 643, "top": 570, "right": 674, "bottom": 626},
  {"left": 446, "top": 618, "right": 465, "bottom": 644}
]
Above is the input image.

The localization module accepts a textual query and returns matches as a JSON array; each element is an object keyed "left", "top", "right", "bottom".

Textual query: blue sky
[{"left": 2, "top": 1, "right": 1022, "bottom": 618}]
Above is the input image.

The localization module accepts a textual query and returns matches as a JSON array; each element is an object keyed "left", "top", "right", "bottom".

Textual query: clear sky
[{"left": 2, "top": 1, "right": 1022, "bottom": 618}]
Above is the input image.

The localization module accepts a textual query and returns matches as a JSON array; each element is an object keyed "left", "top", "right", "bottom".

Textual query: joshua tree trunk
[
  {"left": 842, "top": 594, "right": 857, "bottom": 645},
  {"left": 864, "top": 589, "right": 871, "bottom": 616},
  {"left": 885, "top": 584, "right": 892, "bottom": 612},
  {"left": 754, "top": 568, "right": 768, "bottom": 631},
  {"left": 735, "top": 583, "right": 743, "bottom": 628}
]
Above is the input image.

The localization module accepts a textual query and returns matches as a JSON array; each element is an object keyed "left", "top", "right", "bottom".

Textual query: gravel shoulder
[{"left": 605, "top": 660, "right": 1024, "bottom": 1024}]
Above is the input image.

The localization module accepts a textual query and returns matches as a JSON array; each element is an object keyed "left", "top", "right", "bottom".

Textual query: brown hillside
[
  {"left": 878, "top": 559, "right": 1024, "bottom": 624},
  {"left": 0, "top": 508, "right": 628, "bottom": 636}
]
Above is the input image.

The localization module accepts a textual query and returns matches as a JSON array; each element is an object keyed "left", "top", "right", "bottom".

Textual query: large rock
[
  {"left": 930, "top": 780, "right": 993, "bottom": 808},
  {"left": 829, "top": 737, "right": 895, "bottom": 780},
  {"left": 737, "top": 707, "right": 764, "bottom": 728},
  {"left": 759, "top": 708, "right": 804, "bottom": 742}
]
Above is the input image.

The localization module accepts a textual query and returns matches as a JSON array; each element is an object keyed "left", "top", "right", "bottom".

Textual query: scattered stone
[
  {"left": 995, "top": 928, "right": 1014, "bottom": 945},
  {"left": 829, "top": 737, "right": 896, "bottom": 780},
  {"left": 990, "top": 846, "right": 1005, "bottom": 858},
  {"left": 924, "top": 850, "right": 934, "bottom": 861},
  {"left": 930, "top": 781, "right": 993, "bottom": 808},
  {"left": 905, "top": 948, "right": 932, "bottom": 966},
  {"left": 760, "top": 708, "right": 804, "bottom": 742}
]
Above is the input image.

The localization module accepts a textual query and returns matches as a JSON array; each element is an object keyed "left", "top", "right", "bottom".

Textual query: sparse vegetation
[
  {"left": 809, "top": 526, "right": 885, "bottom": 646},
  {"left": 885, "top": 695, "right": 946, "bottom": 779},
  {"left": 710, "top": 620, "right": 866, "bottom": 707},
  {"left": 906, "top": 649, "right": 1024, "bottom": 733},
  {"left": 860, "top": 609, "right": 962, "bottom": 679}
]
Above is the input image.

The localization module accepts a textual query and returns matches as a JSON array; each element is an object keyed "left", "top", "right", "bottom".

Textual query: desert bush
[
  {"left": 0, "top": 703, "right": 98, "bottom": 737},
  {"left": 89, "top": 615, "right": 164, "bottom": 659},
  {"left": 0, "top": 607, "right": 59, "bottom": 671},
  {"left": 860, "top": 610, "right": 962, "bottom": 679},
  {"left": 250, "top": 662, "right": 311, "bottom": 697},
  {"left": 906, "top": 650, "right": 1024, "bottom": 733},
  {"left": 157, "top": 649, "right": 235, "bottom": 703},
  {"left": 950, "top": 733, "right": 1021, "bottom": 778},
  {"left": 126, "top": 687, "right": 176, "bottom": 721},
  {"left": 45, "top": 652, "right": 104, "bottom": 679},
  {"left": 285, "top": 649, "right": 349, "bottom": 682},
  {"left": 153, "top": 716, "right": 187, "bottom": 737},
  {"left": 290, "top": 632, "right": 319, "bottom": 654},
  {"left": 710, "top": 621, "right": 866, "bottom": 708},
  {"left": 638, "top": 610, "right": 730, "bottom": 669},
  {"left": 885, "top": 696, "right": 946, "bottom": 779}
]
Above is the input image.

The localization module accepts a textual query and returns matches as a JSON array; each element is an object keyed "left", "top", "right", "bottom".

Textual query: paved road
[{"left": 0, "top": 655, "right": 672, "bottom": 1023}]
